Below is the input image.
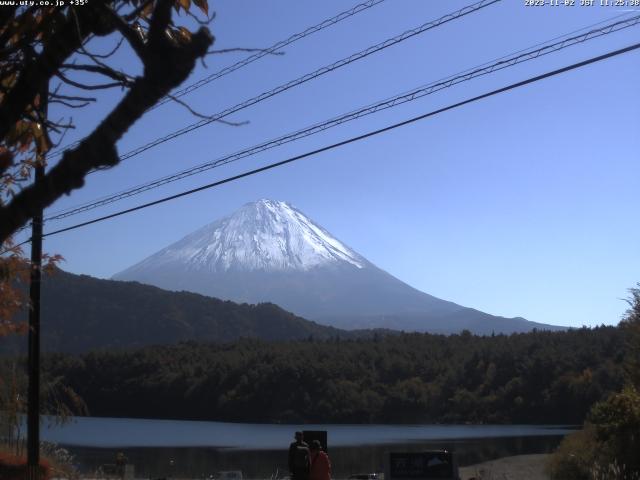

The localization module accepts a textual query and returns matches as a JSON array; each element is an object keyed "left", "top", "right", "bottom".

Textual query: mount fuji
[{"left": 113, "top": 199, "right": 562, "bottom": 334}]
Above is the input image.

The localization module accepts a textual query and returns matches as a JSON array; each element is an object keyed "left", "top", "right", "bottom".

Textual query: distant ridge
[
  {"left": 114, "top": 199, "right": 564, "bottom": 335},
  {"left": 2, "top": 268, "right": 349, "bottom": 354}
]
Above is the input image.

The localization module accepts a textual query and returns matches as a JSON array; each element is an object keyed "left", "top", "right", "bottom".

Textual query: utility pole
[{"left": 27, "top": 82, "right": 47, "bottom": 480}]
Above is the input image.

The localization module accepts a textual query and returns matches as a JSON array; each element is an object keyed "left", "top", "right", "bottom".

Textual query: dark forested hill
[
  {"left": 42, "top": 326, "right": 625, "bottom": 425},
  {"left": 3, "top": 269, "right": 348, "bottom": 354}
]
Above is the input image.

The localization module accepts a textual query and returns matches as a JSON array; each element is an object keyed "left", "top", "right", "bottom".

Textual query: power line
[
  {"left": 47, "top": 0, "right": 389, "bottom": 158},
  {"left": 48, "top": 0, "right": 500, "bottom": 164},
  {"left": 116, "top": 0, "right": 500, "bottom": 161},
  {"left": 44, "top": 12, "right": 639, "bottom": 221},
  {"left": 152, "top": 0, "right": 389, "bottom": 109},
  {"left": 38, "top": 41, "right": 640, "bottom": 240},
  {"left": 43, "top": 13, "right": 640, "bottom": 222}
]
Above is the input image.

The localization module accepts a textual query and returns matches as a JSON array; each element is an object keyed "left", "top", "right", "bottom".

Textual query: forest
[
  {"left": 1, "top": 269, "right": 349, "bottom": 355},
  {"left": 34, "top": 325, "right": 626, "bottom": 425}
]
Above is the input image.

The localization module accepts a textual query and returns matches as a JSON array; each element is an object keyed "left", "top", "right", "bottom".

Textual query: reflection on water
[
  {"left": 66, "top": 436, "right": 566, "bottom": 478},
  {"left": 43, "top": 416, "right": 573, "bottom": 448}
]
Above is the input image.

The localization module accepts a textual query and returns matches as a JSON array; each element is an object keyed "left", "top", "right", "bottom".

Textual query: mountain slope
[
  {"left": 114, "top": 199, "right": 563, "bottom": 334},
  {"left": 3, "top": 269, "right": 348, "bottom": 354},
  {"left": 117, "top": 199, "right": 367, "bottom": 275}
]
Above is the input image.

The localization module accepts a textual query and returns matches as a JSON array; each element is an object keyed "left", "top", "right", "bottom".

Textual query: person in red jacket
[{"left": 309, "top": 440, "right": 331, "bottom": 480}]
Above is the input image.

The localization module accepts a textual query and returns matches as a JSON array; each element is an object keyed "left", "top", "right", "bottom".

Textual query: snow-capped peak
[{"left": 124, "top": 199, "right": 366, "bottom": 273}]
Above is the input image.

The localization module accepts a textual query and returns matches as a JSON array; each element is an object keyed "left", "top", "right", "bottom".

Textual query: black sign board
[{"left": 388, "top": 451, "right": 454, "bottom": 480}]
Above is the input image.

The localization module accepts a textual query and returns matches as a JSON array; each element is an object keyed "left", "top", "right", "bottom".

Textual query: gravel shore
[{"left": 459, "top": 454, "right": 550, "bottom": 480}]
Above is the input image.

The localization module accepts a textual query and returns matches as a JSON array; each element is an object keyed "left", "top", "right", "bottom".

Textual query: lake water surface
[{"left": 42, "top": 417, "right": 575, "bottom": 478}]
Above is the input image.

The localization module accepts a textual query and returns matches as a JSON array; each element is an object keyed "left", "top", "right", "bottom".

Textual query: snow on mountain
[
  {"left": 121, "top": 199, "right": 366, "bottom": 275},
  {"left": 114, "top": 199, "right": 562, "bottom": 334}
]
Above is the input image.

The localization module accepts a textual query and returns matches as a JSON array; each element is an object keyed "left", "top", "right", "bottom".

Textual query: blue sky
[{"left": 25, "top": 0, "right": 640, "bottom": 328}]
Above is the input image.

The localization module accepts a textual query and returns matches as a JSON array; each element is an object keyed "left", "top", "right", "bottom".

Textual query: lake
[{"left": 42, "top": 417, "right": 575, "bottom": 478}]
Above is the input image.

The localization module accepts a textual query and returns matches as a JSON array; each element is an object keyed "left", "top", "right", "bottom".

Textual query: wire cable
[
  {"left": 47, "top": 0, "right": 500, "bottom": 163},
  {"left": 47, "top": 0, "right": 389, "bottom": 158},
  {"left": 43, "top": 13, "right": 640, "bottom": 222},
  {"left": 152, "top": 0, "right": 389, "bottom": 109},
  {"left": 37, "top": 41, "right": 640, "bottom": 240}
]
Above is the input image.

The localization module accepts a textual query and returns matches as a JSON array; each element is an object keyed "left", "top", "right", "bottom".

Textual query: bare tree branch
[
  {"left": 165, "top": 93, "right": 249, "bottom": 125},
  {"left": 61, "top": 63, "right": 133, "bottom": 84},
  {"left": 55, "top": 70, "right": 131, "bottom": 91},
  {"left": 105, "top": 6, "right": 147, "bottom": 58},
  {"left": 49, "top": 100, "right": 92, "bottom": 109},
  {"left": 0, "top": 0, "right": 214, "bottom": 243},
  {"left": 207, "top": 47, "right": 284, "bottom": 56},
  {"left": 184, "top": 7, "right": 216, "bottom": 26},
  {"left": 70, "top": 8, "right": 127, "bottom": 77},
  {"left": 50, "top": 93, "right": 98, "bottom": 103},
  {"left": 46, "top": 119, "right": 75, "bottom": 131},
  {"left": 77, "top": 37, "right": 125, "bottom": 59},
  {"left": 51, "top": 123, "right": 72, "bottom": 149},
  {"left": 123, "top": 0, "right": 154, "bottom": 22},
  {"left": 147, "top": 0, "right": 173, "bottom": 49}
]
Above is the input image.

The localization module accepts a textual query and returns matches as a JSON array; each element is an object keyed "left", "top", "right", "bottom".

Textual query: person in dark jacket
[
  {"left": 309, "top": 440, "right": 331, "bottom": 480},
  {"left": 288, "top": 431, "right": 310, "bottom": 480}
]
